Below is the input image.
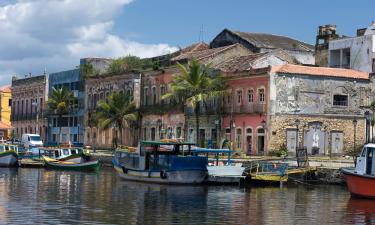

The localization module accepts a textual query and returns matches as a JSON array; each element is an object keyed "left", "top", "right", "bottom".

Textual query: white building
[{"left": 329, "top": 22, "right": 375, "bottom": 73}]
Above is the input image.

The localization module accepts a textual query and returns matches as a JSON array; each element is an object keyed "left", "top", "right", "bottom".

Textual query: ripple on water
[{"left": 0, "top": 168, "right": 372, "bottom": 224}]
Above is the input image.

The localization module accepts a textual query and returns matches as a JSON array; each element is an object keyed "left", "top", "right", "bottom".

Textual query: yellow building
[{"left": 0, "top": 86, "right": 12, "bottom": 140}]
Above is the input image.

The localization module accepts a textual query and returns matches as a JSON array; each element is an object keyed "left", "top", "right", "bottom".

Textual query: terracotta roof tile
[
  {"left": 271, "top": 64, "right": 369, "bottom": 79},
  {"left": 0, "top": 86, "right": 11, "bottom": 93},
  {"left": 179, "top": 42, "right": 209, "bottom": 54}
]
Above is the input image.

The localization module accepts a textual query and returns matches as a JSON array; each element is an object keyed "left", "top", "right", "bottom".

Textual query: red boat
[{"left": 342, "top": 143, "right": 375, "bottom": 198}]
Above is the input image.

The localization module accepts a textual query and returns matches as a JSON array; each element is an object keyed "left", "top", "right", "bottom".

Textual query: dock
[{"left": 18, "top": 158, "right": 44, "bottom": 168}]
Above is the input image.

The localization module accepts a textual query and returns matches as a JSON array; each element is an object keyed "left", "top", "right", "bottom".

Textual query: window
[
  {"left": 176, "top": 127, "right": 182, "bottom": 138},
  {"left": 248, "top": 89, "right": 254, "bottom": 103},
  {"left": 152, "top": 86, "right": 157, "bottom": 104},
  {"left": 237, "top": 90, "right": 242, "bottom": 104},
  {"left": 236, "top": 128, "right": 242, "bottom": 149},
  {"left": 160, "top": 85, "right": 165, "bottom": 104},
  {"left": 151, "top": 127, "right": 156, "bottom": 141},
  {"left": 143, "top": 87, "right": 148, "bottom": 105},
  {"left": 258, "top": 89, "right": 265, "bottom": 102},
  {"left": 8, "top": 99, "right": 11, "bottom": 107},
  {"left": 143, "top": 127, "right": 147, "bottom": 140},
  {"left": 333, "top": 94, "right": 348, "bottom": 106}
]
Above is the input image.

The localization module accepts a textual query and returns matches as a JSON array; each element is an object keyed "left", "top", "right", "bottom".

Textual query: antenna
[{"left": 198, "top": 24, "right": 205, "bottom": 42}]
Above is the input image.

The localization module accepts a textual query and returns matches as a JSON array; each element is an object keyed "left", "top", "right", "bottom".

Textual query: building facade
[
  {"left": 328, "top": 22, "right": 375, "bottom": 73},
  {"left": 0, "top": 86, "right": 12, "bottom": 139},
  {"left": 11, "top": 74, "right": 48, "bottom": 141},
  {"left": 84, "top": 72, "right": 141, "bottom": 149},
  {"left": 268, "top": 64, "right": 371, "bottom": 155}
]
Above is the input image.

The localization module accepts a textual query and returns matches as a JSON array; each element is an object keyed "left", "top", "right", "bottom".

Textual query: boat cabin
[
  {"left": 0, "top": 144, "right": 24, "bottom": 153},
  {"left": 43, "top": 148, "right": 83, "bottom": 159},
  {"left": 356, "top": 144, "right": 375, "bottom": 175},
  {"left": 115, "top": 141, "right": 206, "bottom": 172},
  {"left": 192, "top": 148, "right": 232, "bottom": 166}
]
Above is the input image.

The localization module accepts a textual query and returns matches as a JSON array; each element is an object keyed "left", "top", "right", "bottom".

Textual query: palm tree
[
  {"left": 47, "top": 87, "right": 76, "bottom": 144},
  {"left": 93, "top": 92, "right": 137, "bottom": 148},
  {"left": 163, "top": 59, "right": 225, "bottom": 146}
]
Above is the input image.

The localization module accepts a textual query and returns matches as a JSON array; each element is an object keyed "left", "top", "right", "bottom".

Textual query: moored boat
[
  {"left": 42, "top": 156, "right": 99, "bottom": 172},
  {"left": 0, "top": 144, "right": 18, "bottom": 167},
  {"left": 192, "top": 148, "right": 246, "bottom": 184},
  {"left": 341, "top": 143, "right": 375, "bottom": 198},
  {"left": 113, "top": 141, "right": 208, "bottom": 184}
]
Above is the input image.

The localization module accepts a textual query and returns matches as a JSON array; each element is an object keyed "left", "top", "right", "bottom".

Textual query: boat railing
[{"left": 249, "top": 161, "right": 289, "bottom": 176}]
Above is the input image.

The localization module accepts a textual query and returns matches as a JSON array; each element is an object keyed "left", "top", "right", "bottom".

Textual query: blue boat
[{"left": 113, "top": 141, "right": 208, "bottom": 184}]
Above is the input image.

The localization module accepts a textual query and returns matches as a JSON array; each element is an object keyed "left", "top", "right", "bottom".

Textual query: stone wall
[{"left": 268, "top": 115, "right": 366, "bottom": 155}]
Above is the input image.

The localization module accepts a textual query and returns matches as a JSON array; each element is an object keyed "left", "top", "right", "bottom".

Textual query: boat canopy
[
  {"left": 141, "top": 141, "right": 196, "bottom": 146},
  {"left": 192, "top": 148, "right": 232, "bottom": 154}
]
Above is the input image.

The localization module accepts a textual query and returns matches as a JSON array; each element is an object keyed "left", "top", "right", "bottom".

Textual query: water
[{"left": 0, "top": 168, "right": 373, "bottom": 225}]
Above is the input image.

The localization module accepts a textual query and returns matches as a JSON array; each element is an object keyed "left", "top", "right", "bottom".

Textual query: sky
[{"left": 1, "top": 0, "right": 375, "bottom": 86}]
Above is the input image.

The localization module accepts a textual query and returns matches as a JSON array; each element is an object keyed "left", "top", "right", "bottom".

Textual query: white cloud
[{"left": 0, "top": 0, "right": 178, "bottom": 85}]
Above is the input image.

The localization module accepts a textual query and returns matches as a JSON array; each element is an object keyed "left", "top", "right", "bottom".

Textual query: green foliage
[
  {"left": 106, "top": 56, "right": 144, "bottom": 74},
  {"left": 93, "top": 92, "right": 138, "bottom": 145},
  {"left": 268, "top": 143, "right": 288, "bottom": 157},
  {"left": 80, "top": 64, "right": 100, "bottom": 77},
  {"left": 47, "top": 87, "right": 76, "bottom": 116}
]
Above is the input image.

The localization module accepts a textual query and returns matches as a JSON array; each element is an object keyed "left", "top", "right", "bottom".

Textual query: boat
[
  {"left": 41, "top": 147, "right": 89, "bottom": 162},
  {"left": 191, "top": 148, "right": 246, "bottom": 184},
  {"left": 341, "top": 143, "right": 375, "bottom": 198},
  {"left": 112, "top": 140, "right": 208, "bottom": 184},
  {"left": 42, "top": 155, "right": 99, "bottom": 172},
  {"left": 0, "top": 144, "right": 19, "bottom": 167}
]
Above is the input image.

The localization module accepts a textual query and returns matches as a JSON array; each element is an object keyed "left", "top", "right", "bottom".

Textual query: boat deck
[{"left": 18, "top": 158, "right": 44, "bottom": 168}]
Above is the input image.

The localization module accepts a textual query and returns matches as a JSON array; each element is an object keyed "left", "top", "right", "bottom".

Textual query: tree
[
  {"left": 93, "top": 92, "right": 137, "bottom": 148},
  {"left": 80, "top": 63, "right": 99, "bottom": 77},
  {"left": 106, "top": 56, "right": 144, "bottom": 75},
  {"left": 47, "top": 87, "right": 76, "bottom": 144},
  {"left": 162, "top": 59, "right": 225, "bottom": 146}
]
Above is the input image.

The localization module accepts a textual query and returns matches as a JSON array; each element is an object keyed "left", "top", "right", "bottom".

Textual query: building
[
  {"left": 48, "top": 68, "right": 83, "bottom": 145},
  {"left": 268, "top": 64, "right": 371, "bottom": 155},
  {"left": 0, "top": 86, "right": 12, "bottom": 139},
  {"left": 315, "top": 24, "right": 339, "bottom": 67},
  {"left": 210, "top": 28, "right": 315, "bottom": 65},
  {"left": 328, "top": 22, "right": 375, "bottom": 73},
  {"left": 84, "top": 72, "right": 141, "bottom": 149},
  {"left": 11, "top": 74, "right": 48, "bottom": 141}
]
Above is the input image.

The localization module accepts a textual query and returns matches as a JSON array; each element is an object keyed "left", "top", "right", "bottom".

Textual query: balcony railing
[
  {"left": 140, "top": 103, "right": 183, "bottom": 114},
  {"left": 225, "top": 103, "right": 265, "bottom": 114}
]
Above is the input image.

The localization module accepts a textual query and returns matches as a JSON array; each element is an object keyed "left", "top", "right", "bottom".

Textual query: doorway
[
  {"left": 199, "top": 129, "right": 205, "bottom": 147},
  {"left": 257, "top": 128, "right": 265, "bottom": 155}
]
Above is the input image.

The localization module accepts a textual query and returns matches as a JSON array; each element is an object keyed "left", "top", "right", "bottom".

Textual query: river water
[{"left": 0, "top": 168, "right": 373, "bottom": 225}]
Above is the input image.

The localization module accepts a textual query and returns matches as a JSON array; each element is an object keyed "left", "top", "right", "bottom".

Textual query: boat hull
[
  {"left": 342, "top": 168, "right": 375, "bottom": 198},
  {"left": 206, "top": 166, "right": 246, "bottom": 184},
  {"left": 45, "top": 160, "right": 100, "bottom": 172},
  {"left": 114, "top": 165, "right": 207, "bottom": 184},
  {"left": 0, "top": 151, "right": 18, "bottom": 167}
]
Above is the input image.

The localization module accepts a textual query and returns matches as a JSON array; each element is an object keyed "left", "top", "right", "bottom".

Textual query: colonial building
[
  {"left": 0, "top": 86, "right": 12, "bottom": 139},
  {"left": 328, "top": 22, "right": 375, "bottom": 73},
  {"left": 210, "top": 28, "right": 315, "bottom": 65},
  {"left": 11, "top": 74, "right": 48, "bottom": 141},
  {"left": 268, "top": 64, "right": 371, "bottom": 155},
  {"left": 84, "top": 72, "right": 141, "bottom": 149}
]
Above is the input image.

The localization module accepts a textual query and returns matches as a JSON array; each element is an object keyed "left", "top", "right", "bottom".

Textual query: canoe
[
  {"left": 0, "top": 151, "right": 18, "bottom": 167},
  {"left": 43, "top": 156, "right": 99, "bottom": 172}
]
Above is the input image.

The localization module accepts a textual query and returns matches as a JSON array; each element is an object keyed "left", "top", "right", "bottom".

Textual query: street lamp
[
  {"left": 353, "top": 119, "right": 358, "bottom": 153},
  {"left": 229, "top": 119, "right": 235, "bottom": 150},
  {"left": 31, "top": 100, "right": 39, "bottom": 135},
  {"left": 295, "top": 119, "right": 300, "bottom": 152}
]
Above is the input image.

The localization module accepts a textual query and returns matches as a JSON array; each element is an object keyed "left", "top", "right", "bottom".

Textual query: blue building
[{"left": 47, "top": 67, "right": 84, "bottom": 145}]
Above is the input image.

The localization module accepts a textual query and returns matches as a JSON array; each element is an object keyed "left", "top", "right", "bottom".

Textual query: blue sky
[{"left": 0, "top": 0, "right": 374, "bottom": 86}]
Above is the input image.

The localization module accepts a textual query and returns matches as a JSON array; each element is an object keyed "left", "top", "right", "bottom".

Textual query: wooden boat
[
  {"left": 41, "top": 147, "right": 89, "bottom": 162},
  {"left": 0, "top": 144, "right": 18, "bottom": 167},
  {"left": 192, "top": 148, "right": 245, "bottom": 184},
  {"left": 113, "top": 141, "right": 208, "bottom": 184},
  {"left": 42, "top": 156, "right": 99, "bottom": 172},
  {"left": 341, "top": 143, "right": 375, "bottom": 198}
]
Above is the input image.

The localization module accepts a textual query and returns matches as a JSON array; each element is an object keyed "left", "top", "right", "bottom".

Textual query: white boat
[{"left": 192, "top": 148, "right": 246, "bottom": 184}]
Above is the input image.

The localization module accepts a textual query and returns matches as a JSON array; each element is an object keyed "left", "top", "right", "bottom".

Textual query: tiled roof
[
  {"left": 213, "top": 53, "right": 267, "bottom": 72},
  {"left": 228, "top": 29, "right": 314, "bottom": 51},
  {"left": 179, "top": 42, "right": 209, "bottom": 54},
  {"left": 0, "top": 85, "right": 11, "bottom": 93},
  {"left": 271, "top": 64, "right": 369, "bottom": 79},
  {"left": 172, "top": 43, "right": 241, "bottom": 62},
  {"left": 0, "top": 122, "right": 11, "bottom": 130}
]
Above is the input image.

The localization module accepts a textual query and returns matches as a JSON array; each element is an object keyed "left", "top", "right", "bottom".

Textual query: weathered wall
[
  {"left": 329, "top": 35, "right": 373, "bottom": 73},
  {"left": 268, "top": 115, "right": 366, "bottom": 155}
]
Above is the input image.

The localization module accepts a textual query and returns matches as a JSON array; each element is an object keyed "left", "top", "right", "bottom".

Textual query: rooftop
[
  {"left": 0, "top": 85, "right": 11, "bottom": 93},
  {"left": 271, "top": 64, "right": 369, "bottom": 79}
]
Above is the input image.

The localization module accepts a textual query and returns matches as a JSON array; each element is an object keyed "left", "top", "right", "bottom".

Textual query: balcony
[
  {"left": 225, "top": 103, "right": 265, "bottom": 114},
  {"left": 140, "top": 103, "right": 183, "bottom": 114}
]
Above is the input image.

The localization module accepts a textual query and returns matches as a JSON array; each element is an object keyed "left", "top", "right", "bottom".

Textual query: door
[
  {"left": 246, "top": 135, "right": 252, "bottom": 155},
  {"left": 331, "top": 132, "right": 343, "bottom": 155},
  {"left": 356, "top": 147, "right": 366, "bottom": 175},
  {"left": 257, "top": 128, "right": 265, "bottom": 155},
  {"left": 286, "top": 129, "right": 297, "bottom": 154},
  {"left": 199, "top": 129, "right": 205, "bottom": 147},
  {"left": 366, "top": 148, "right": 374, "bottom": 175}
]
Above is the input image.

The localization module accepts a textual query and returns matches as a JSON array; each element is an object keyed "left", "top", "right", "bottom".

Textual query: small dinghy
[{"left": 42, "top": 156, "right": 99, "bottom": 172}]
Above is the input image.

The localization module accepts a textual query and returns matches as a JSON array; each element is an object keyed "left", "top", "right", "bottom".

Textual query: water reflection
[{"left": 0, "top": 168, "right": 373, "bottom": 224}]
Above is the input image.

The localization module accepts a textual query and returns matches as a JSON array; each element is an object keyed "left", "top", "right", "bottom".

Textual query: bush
[{"left": 268, "top": 143, "right": 288, "bottom": 157}]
